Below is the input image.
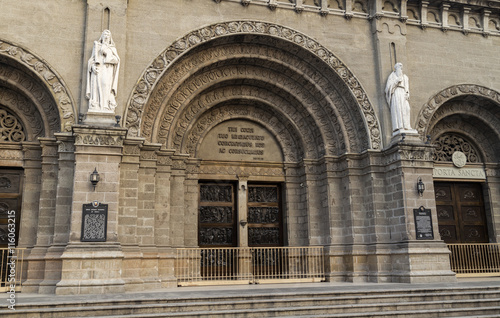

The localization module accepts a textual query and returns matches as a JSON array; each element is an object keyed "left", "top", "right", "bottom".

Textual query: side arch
[
  {"left": 125, "top": 20, "right": 381, "bottom": 155},
  {"left": 417, "top": 84, "right": 500, "bottom": 162},
  {"left": 0, "top": 40, "right": 77, "bottom": 133}
]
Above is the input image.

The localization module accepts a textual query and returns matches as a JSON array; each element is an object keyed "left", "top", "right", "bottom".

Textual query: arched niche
[{"left": 125, "top": 21, "right": 381, "bottom": 158}]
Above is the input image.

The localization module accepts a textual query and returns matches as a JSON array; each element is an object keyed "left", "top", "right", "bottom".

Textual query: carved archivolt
[
  {"left": 0, "top": 86, "right": 44, "bottom": 140},
  {"left": 0, "top": 40, "right": 76, "bottom": 133},
  {"left": 417, "top": 84, "right": 500, "bottom": 137},
  {"left": 417, "top": 84, "right": 500, "bottom": 162},
  {"left": 125, "top": 20, "right": 380, "bottom": 154}
]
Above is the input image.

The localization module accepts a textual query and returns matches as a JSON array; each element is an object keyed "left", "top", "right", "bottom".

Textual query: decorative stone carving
[
  {"left": 123, "top": 144, "right": 141, "bottom": 155},
  {"left": 0, "top": 40, "right": 75, "bottom": 132},
  {"left": 86, "top": 30, "right": 120, "bottom": 113},
  {"left": 385, "top": 63, "right": 417, "bottom": 136},
  {"left": 0, "top": 108, "right": 25, "bottom": 142},
  {"left": 433, "top": 133, "right": 481, "bottom": 164},
  {"left": 199, "top": 164, "right": 284, "bottom": 177},
  {"left": 125, "top": 21, "right": 381, "bottom": 150},
  {"left": 417, "top": 84, "right": 500, "bottom": 138},
  {"left": 74, "top": 134, "right": 123, "bottom": 146},
  {"left": 0, "top": 88, "right": 44, "bottom": 139},
  {"left": 0, "top": 64, "right": 59, "bottom": 136}
]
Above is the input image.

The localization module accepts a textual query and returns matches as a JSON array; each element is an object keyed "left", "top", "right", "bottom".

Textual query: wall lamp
[
  {"left": 417, "top": 177, "right": 425, "bottom": 197},
  {"left": 90, "top": 168, "right": 100, "bottom": 191}
]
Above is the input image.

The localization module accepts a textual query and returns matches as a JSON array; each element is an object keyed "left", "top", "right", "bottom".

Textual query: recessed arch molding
[
  {"left": 125, "top": 20, "right": 381, "bottom": 156},
  {"left": 0, "top": 39, "right": 77, "bottom": 133},
  {"left": 417, "top": 84, "right": 500, "bottom": 163}
]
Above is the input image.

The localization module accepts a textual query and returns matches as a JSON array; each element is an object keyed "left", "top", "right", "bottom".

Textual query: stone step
[
  {"left": 3, "top": 285, "right": 500, "bottom": 318},
  {"left": 5, "top": 296, "right": 500, "bottom": 317},
  {"left": 11, "top": 288, "right": 500, "bottom": 310},
  {"left": 86, "top": 305, "right": 500, "bottom": 318}
]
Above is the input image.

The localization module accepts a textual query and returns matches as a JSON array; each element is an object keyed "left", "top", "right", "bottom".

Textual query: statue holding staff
[
  {"left": 86, "top": 30, "right": 120, "bottom": 113},
  {"left": 385, "top": 63, "right": 415, "bottom": 135}
]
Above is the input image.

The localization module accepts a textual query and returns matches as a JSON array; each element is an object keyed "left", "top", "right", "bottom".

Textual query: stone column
[
  {"left": 19, "top": 143, "right": 43, "bottom": 293},
  {"left": 137, "top": 143, "right": 161, "bottom": 290},
  {"left": 155, "top": 149, "right": 176, "bottom": 288},
  {"left": 170, "top": 155, "right": 189, "bottom": 247},
  {"left": 38, "top": 133, "right": 76, "bottom": 294},
  {"left": 237, "top": 176, "right": 249, "bottom": 247},
  {"left": 284, "top": 163, "right": 307, "bottom": 246},
  {"left": 56, "top": 125, "right": 127, "bottom": 295},
  {"left": 22, "top": 139, "right": 58, "bottom": 292},
  {"left": 119, "top": 137, "right": 142, "bottom": 291}
]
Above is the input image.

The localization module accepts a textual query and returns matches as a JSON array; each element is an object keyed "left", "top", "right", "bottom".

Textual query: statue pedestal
[
  {"left": 83, "top": 111, "right": 117, "bottom": 127},
  {"left": 390, "top": 129, "right": 420, "bottom": 145}
]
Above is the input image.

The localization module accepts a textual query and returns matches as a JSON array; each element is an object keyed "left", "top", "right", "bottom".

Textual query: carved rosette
[
  {"left": 125, "top": 21, "right": 380, "bottom": 150},
  {"left": 0, "top": 40, "right": 76, "bottom": 132}
]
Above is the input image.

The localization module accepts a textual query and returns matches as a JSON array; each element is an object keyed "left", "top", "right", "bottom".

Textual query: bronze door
[
  {"left": 198, "top": 183, "right": 237, "bottom": 247},
  {"left": 247, "top": 184, "right": 283, "bottom": 247},
  {"left": 0, "top": 169, "right": 23, "bottom": 286},
  {"left": 435, "top": 182, "right": 488, "bottom": 243},
  {"left": 198, "top": 183, "right": 237, "bottom": 277},
  {"left": 0, "top": 169, "right": 23, "bottom": 247},
  {"left": 247, "top": 184, "right": 284, "bottom": 278}
]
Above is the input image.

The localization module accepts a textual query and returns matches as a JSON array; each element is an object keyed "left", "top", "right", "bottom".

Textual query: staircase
[{"left": 3, "top": 281, "right": 500, "bottom": 317}]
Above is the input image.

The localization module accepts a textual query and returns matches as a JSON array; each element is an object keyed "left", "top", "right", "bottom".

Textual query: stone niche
[{"left": 198, "top": 120, "right": 283, "bottom": 162}]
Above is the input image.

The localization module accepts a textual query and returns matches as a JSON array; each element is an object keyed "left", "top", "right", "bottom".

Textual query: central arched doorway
[{"left": 124, "top": 20, "right": 381, "bottom": 284}]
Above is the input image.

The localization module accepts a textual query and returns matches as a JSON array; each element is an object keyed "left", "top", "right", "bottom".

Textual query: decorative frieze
[{"left": 73, "top": 127, "right": 127, "bottom": 147}]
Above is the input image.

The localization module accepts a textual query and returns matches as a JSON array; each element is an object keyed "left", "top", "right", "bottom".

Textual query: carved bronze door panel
[
  {"left": 247, "top": 184, "right": 282, "bottom": 247},
  {"left": 0, "top": 169, "right": 23, "bottom": 285},
  {"left": 198, "top": 183, "right": 237, "bottom": 248},
  {"left": 0, "top": 169, "right": 23, "bottom": 248},
  {"left": 198, "top": 183, "right": 237, "bottom": 278},
  {"left": 247, "top": 184, "right": 283, "bottom": 278},
  {"left": 435, "top": 182, "right": 488, "bottom": 243}
]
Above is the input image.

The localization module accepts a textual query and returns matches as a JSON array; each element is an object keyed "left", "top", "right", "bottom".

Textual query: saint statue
[
  {"left": 385, "top": 63, "right": 415, "bottom": 135},
  {"left": 86, "top": 30, "right": 120, "bottom": 113}
]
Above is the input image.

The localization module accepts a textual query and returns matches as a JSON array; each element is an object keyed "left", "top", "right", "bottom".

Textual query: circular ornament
[{"left": 452, "top": 151, "right": 467, "bottom": 168}]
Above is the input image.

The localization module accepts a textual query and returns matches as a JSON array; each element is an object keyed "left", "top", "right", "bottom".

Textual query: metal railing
[
  {"left": 176, "top": 246, "right": 325, "bottom": 286},
  {"left": 447, "top": 243, "right": 500, "bottom": 277},
  {"left": 1, "top": 248, "right": 25, "bottom": 292}
]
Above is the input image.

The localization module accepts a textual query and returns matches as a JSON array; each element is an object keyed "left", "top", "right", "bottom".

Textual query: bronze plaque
[
  {"left": 414, "top": 206, "right": 434, "bottom": 240},
  {"left": 81, "top": 202, "right": 107, "bottom": 242}
]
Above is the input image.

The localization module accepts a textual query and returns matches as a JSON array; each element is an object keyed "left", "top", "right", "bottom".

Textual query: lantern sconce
[
  {"left": 90, "top": 168, "right": 100, "bottom": 191},
  {"left": 417, "top": 177, "right": 425, "bottom": 197}
]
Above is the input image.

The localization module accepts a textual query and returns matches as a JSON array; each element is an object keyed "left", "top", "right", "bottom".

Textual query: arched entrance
[
  {"left": 418, "top": 84, "right": 500, "bottom": 275},
  {"left": 0, "top": 40, "right": 77, "bottom": 292},
  {"left": 124, "top": 21, "right": 379, "bottom": 249},
  {"left": 121, "top": 21, "right": 388, "bottom": 284},
  {"left": 418, "top": 84, "right": 500, "bottom": 244}
]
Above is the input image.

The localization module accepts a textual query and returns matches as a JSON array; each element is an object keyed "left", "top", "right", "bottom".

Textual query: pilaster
[
  {"left": 55, "top": 125, "right": 127, "bottom": 295},
  {"left": 382, "top": 139, "right": 456, "bottom": 283}
]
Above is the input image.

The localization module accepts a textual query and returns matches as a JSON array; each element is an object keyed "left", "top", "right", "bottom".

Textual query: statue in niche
[
  {"left": 385, "top": 63, "right": 416, "bottom": 135},
  {"left": 86, "top": 30, "right": 120, "bottom": 113}
]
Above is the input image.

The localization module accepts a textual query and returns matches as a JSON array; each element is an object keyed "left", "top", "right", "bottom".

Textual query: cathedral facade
[{"left": 1, "top": 0, "right": 499, "bottom": 294}]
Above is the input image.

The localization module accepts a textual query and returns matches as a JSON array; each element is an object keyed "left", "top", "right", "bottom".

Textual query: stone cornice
[{"left": 212, "top": 0, "right": 500, "bottom": 36}]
